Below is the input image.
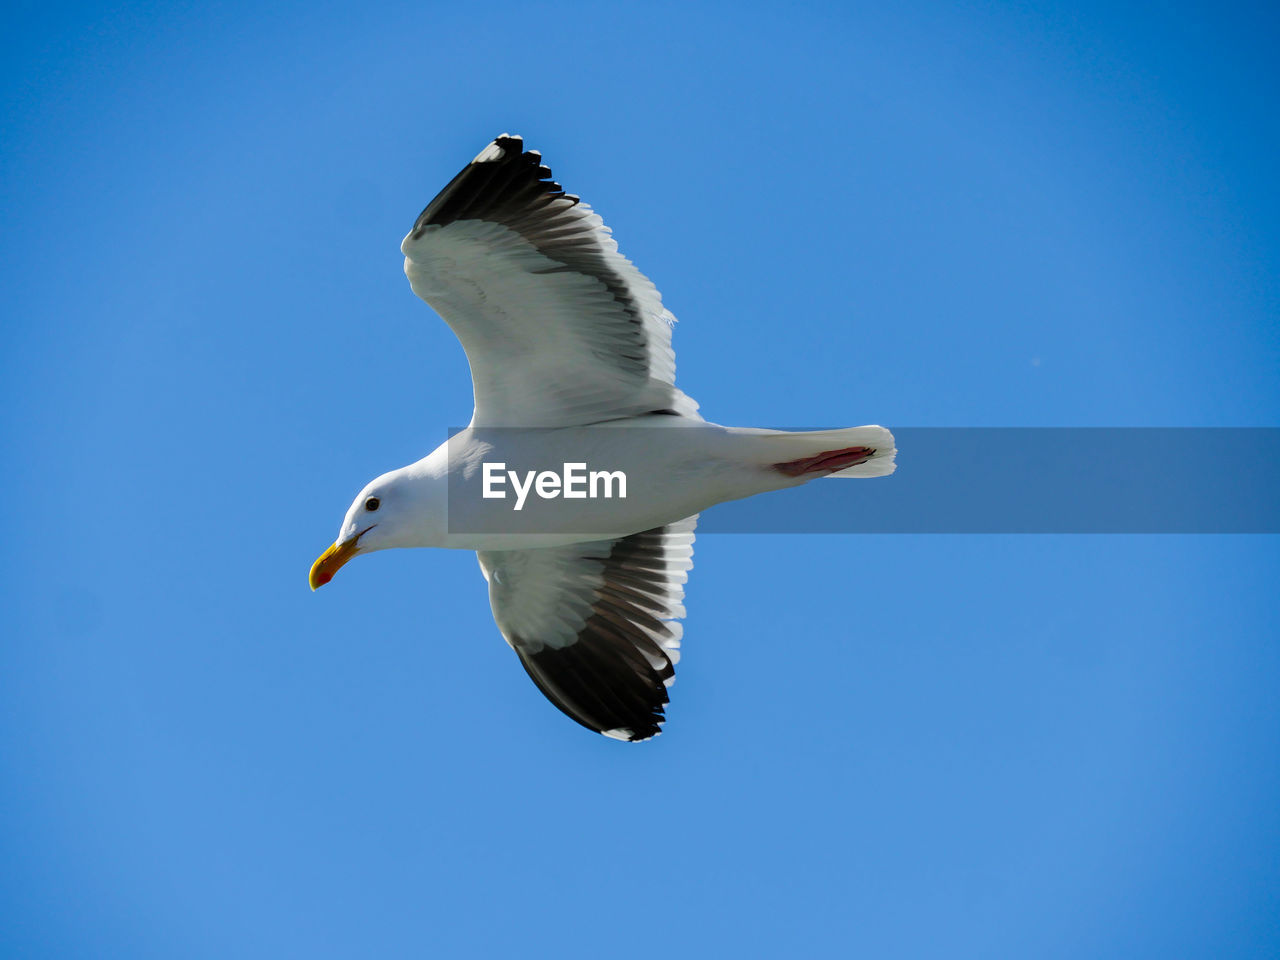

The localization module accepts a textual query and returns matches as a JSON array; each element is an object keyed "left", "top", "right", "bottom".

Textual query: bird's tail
[{"left": 733, "top": 425, "right": 897, "bottom": 479}]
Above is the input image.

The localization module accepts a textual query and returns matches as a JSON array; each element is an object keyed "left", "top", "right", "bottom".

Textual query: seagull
[{"left": 310, "top": 134, "right": 896, "bottom": 741}]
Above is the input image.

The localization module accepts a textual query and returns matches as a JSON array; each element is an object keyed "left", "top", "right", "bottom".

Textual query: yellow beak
[{"left": 309, "top": 537, "right": 362, "bottom": 590}]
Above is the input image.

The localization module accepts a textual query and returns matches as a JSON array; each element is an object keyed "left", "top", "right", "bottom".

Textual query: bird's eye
[{"left": 365, "top": 496, "right": 380, "bottom": 512}]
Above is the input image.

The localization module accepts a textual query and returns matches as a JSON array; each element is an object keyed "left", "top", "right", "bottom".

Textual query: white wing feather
[{"left": 401, "top": 135, "right": 699, "bottom": 428}]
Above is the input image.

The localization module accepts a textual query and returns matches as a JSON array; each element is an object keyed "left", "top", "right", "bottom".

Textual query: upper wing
[
  {"left": 477, "top": 517, "right": 697, "bottom": 741},
  {"left": 401, "top": 134, "right": 700, "bottom": 428}
]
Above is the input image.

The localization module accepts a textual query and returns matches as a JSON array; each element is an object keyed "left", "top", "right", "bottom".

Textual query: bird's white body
[{"left": 342, "top": 417, "right": 894, "bottom": 553}]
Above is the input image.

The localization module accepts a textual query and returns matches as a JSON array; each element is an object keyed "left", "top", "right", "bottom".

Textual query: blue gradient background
[{"left": 3, "top": 2, "right": 1278, "bottom": 957}]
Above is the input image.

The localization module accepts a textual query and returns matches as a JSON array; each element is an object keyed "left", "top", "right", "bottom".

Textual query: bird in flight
[{"left": 310, "top": 134, "right": 895, "bottom": 741}]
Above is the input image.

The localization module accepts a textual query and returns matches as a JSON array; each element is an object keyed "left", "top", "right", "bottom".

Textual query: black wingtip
[
  {"left": 514, "top": 638, "right": 670, "bottom": 743},
  {"left": 411, "top": 134, "right": 570, "bottom": 238},
  {"left": 476, "top": 134, "right": 524, "bottom": 163}
]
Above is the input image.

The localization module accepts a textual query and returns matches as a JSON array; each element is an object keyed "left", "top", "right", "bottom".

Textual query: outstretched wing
[
  {"left": 401, "top": 134, "right": 699, "bottom": 428},
  {"left": 477, "top": 517, "right": 698, "bottom": 741}
]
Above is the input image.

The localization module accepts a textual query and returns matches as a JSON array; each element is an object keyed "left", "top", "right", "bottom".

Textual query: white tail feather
[
  {"left": 732, "top": 425, "right": 897, "bottom": 478},
  {"left": 825, "top": 426, "right": 897, "bottom": 477}
]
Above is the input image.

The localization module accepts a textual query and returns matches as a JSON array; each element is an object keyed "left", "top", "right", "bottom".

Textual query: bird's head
[
  {"left": 309, "top": 472, "right": 406, "bottom": 590},
  {"left": 310, "top": 452, "right": 448, "bottom": 590}
]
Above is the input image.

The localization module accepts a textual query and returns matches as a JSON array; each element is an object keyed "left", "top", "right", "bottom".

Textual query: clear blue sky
[{"left": 3, "top": 1, "right": 1278, "bottom": 957}]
